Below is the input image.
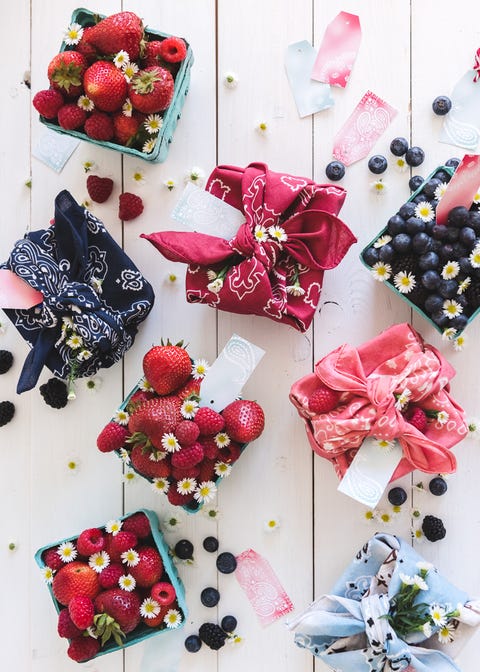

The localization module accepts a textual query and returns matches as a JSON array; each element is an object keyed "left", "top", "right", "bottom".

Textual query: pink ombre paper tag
[
  {"left": 436, "top": 154, "right": 480, "bottom": 225},
  {"left": 235, "top": 549, "right": 294, "bottom": 626},
  {"left": 311, "top": 11, "right": 361, "bottom": 88},
  {"left": 332, "top": 91, "right": 397, "bottom": 166},
  {"left": 0, "top": 269, "right": 43, "bottom": 309}
]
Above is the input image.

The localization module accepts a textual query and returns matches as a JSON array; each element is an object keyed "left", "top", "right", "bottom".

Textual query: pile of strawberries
[
  {"left": 97, "top": 342, "right": 265, "bottom": 511},
  {"left": 32, "top": 11, "right": 188, "bottom": 154},
  {"left": 40, "top": 511, "right": 184, "bottom": 663}
]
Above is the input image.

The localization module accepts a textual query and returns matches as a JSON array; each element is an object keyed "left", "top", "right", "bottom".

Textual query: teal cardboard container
[
  {"left": 39, "top": 8, "right": 193, "bottom": 163},
  {"left": 360, "top": 165, "right": 480, "bottom": 336},
  {"left": 34, "top": 509, "right": 187, "bottom": 661}
]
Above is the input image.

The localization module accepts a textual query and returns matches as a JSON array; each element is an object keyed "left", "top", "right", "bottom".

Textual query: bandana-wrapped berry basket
[
  {"left": 288, "top": 533, "right": 480, "bottom": 672},
  {"left": 142, "top": 162, "right": 357, "bottom": 332},
  {"left": 289, "top": 323, "right": 467, "bottom": 483}
]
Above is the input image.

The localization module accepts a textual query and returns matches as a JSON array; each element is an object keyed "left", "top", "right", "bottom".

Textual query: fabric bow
[
  {"left": 290, "top": 323, "right": 467, "bottom": 480},
  {"left": 2, "top": 190, "right": 155, "bottom": 393},
  {"left": 142, "top": 162, "right": 356, "bottom": 332},
  {"left": 288, "top": 534, "right": 479, "bottom": 672}
]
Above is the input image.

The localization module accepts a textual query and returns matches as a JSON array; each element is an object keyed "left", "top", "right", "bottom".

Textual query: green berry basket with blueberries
[
  {"left": 361, "top": 163, "right": 480, "bottom": 340},
  {"left": 34, "top": 509, "right": 188, "bottom": 663},
  {"left": 36, "top": 8, "right": 193, "bottom": 163}
]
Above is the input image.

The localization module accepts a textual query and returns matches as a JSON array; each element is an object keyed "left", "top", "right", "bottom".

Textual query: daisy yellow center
[
  {"left": 456, "top": 336, "right": 465, "bottom": 346},
  {"left": 418, "top": 205, "right": 431, "bottom": 217},
  {"left": 374, "top": 182, "right": 385, "bottom": 192},
  {"left": 267, "top": 520, "right": 276, "bottom": 528},
  {"left": 259, "top": 122, "right": 267, "bottom": 131},
  {"left": 377, "top": 266, "right": 388, "bottom": 277},
  {"left": 378, "top": 440, "right": 390, "bottom": 448},
  {"left": 63, "top": 548, "right": 72, "bottom": 557},
  {"left": 181, "top": 481, "right": 193, "bottom": 491},
  {"left": 166, "top": 437, "right": 177, "bottom": 447},
  {"left": 145, "top": 602, "right": 156, "bottom": 614},
  {"left": 184, "top": 402, "right": 195, "bottom": 413},
  {"left": 396, "top": 159, "right": 405, "bottom": 167},
  {"left": 45, "top": 568, "right": 53, "bottom": 579},
  {"left": 125, "top": 551, "right": 136, "bottom": 562},
  {"left": 94, "top": 556, "right": 105, "bottom": 567},
  {"left": 445, "top": 303, "right": 458, "bottom": 315},
  {"left": 414, "top": 529, "right": 423, "bottom": 538},
  {"left": 168, "top": 518, "right": 178, "bottom": 527},
  {"left": 68, "top": 29, "right": 80, "bottom": 39},
  {"left": 255, "top": 230, "right": 265, "bottom": 239},
  {"left": 400, "top": 276, "right": 411, "bottom": 287},
  {"left": 196, "top": 365, "right": 206, "bottom": 375},
  {"left": 227, "top": 75, "right": 234, "bottom": 83},
  {"left": 125, "top": 472, "right": 135, "bottom": 481},
  {"left": 123, "top": 577, "right": 133, "bottom": 587},
  {"left": 110, "top": 524, "right": 120, "bottom": 533},
  {"left": 380, "top": 514, "right": 390, "bottom": 523},
  {"left": 133, "top": 172, "right": 143, "bottom": 182},
  {"left": 393, "top": 505, "right": 402, "bottom": 513},
  {"left": 155, "top": 480, "right": 166, "bottom": 490},
  {"left": 472, "top": 252, "right": 480, "bottom": 264},
  {"left": 167, "top": 613, "right": 178, "bottom": 623},
  {"left": 200, "top": 486, "right": 210, "bottom": 496},
  {"left": 207, "top": 510, "right": 217, "bottom": 518},
  {"left": 365, "top": 511, "right": 374, "bottom": 520},
  {"left": 67, "top": 461, "right": 77, "bottom": 470}
]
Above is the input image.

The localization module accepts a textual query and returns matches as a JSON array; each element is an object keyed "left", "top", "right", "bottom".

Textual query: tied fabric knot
[
  {"left": 364, "top": 375, "right": 406, "bottom": 441},
  {"left": 40, "top": 280, "right": 103, "bottom": 326}
]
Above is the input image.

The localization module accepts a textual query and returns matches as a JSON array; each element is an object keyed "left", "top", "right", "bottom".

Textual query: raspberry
[
  {"left": 98, "top": 562, "right": 125, "bottom": 589},
  {"left": 97, "top": 421, "right": 129, "bottom": 453},
  {"left": 118, "top": 192, "right": 144, "bottom": 221},
  {"left": 0, "top": 401, "right": 15, "bottom": 427},
  {"left": 105, "top": 530, "right": 138, "bottom": 562},
  {"left": 171, "top": 465, "right": 200, "bottom": 481},
  {"left": 159, "top": 36, "right": 187, "bottom": 63},
  {"left": 43, "top": 547, "right": 64, "bottom": 571},
  {"left": 86, "top": 175, "right": 114, "bottom": 203},
  {"left": 218, "top": 441, "right": 241, "bottom": 464},
  {"left": 151, "top": 581, "right": 176, "bottom": 605},
  {"left": 32, "top": 88, "right": 65, "bottom": 119},
  {"left": 422, "top": 515, "right": 446, "bottom": 542},
  {"left": 194, "top": 407, "right": 225, "bottom": 435},
  {"left": 77, "top": 528, "right": 105, "bottom": 556},
  {"left": 307, "top": 386, "right": 341, "bottom": 414},
  {"left": 39, "top": 378, "right": 68, "bottom": 409},
  {"left": 57, "top": 103, "right": 87, "bottom": 130},
  {"left": 57, "top": 609, "right": 83, "bottom": 639},
  {"left": 0, "top": 350, "right": 13, "bottom": 374},
  {"left": 197, "top": 458, "right": 216, "bottom": 483},
  {"left": 171, "top": 442, "right": 204, "bottom": 469},
  {"left": 84, "top": 111, "right": 114, "bottom": 141},
  {"left": 405, "top": 406, "right": 427, "bottom": 432},
  {"left": 175, "top": 420, "right": 200, "bottom": 446},
  {"left": 67, "top": 637, "right": 100, "bottom": 662},
  {"left": 167, "top": 484, "right": 194, "bottom": 506},
  {"left": 198, "top": 622, "right": 227, "bottom": 650},
  {"left": 68, "top": 595, "right": 95, "bottom": 630},
  {"left": 122, "top": 512, "right": 151, "bottom": 539},
  {"left": 202, "top": 437, "right": 220, "bottom": 460}
]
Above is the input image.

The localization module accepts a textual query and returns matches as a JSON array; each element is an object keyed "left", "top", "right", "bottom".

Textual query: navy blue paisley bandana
[{"left": 1, "top": 190, "right": 155, "bottom": 393}]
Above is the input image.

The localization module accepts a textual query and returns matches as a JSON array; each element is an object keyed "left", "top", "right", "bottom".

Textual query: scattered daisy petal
[
  {"left": 194, "top": 480, "right": 217, "bottom": 504},
  {"left": 192, "top": 358, "right": 209, "bottom": 379},
  {"left": 121, "top": 548, "right": 140, "bottom": 567},
  {"left": 113, "top": 50, "right": 130, "bottom": 68},
  {"left": 164, "top": 608, "right": 182, "bottom": 628},
  {"left": 77, "top": 95, "right": 94, "bottom": 112},
  {"left": 89, "top": 551, "right": 110, "bottom": 573},
  {"left": 140, "top": 597, "right": 160, "bottom": 619},
  {"left": 57, "top": 541, "right": 77, "bottom": 563},
  {"left": 371, "top": 261, "right": 392, "bottom": 282},
  {"left": 393, "top": 270, "right": 416, "bottom": 294},
  {"left": 63, "top": 23, "right": 84, "bottom": 46},
  {"left": 152, "top": 477, "right": 170, "bottom": 494},
  {"left": 177, "top": 478, "right": 197, "bottom": 495},
  {"left": 105, "top": 519, "right": 123, "bottom": 536},
  {"left": 113, "top": 409, "right": 130, "bottom": 426},
  {"left": 264, "top": 517, "right": 281, "bottom": 532},
  {"left": 214, "top": 461, "right": 232, "bottom": 477},
  {"left": 119, "top": 574, "right": 136, "bottom": 591},
  {"left": 415, "top": 201, "right": 435, "bottom": 222},
  {"left": 224, "top": 71, "right": 238, "bottom": 88},
  {"left": 144, "top": 114, "right": 163, "bottom": 135}
]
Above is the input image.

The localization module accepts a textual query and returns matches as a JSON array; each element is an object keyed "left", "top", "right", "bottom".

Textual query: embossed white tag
[
  {"left": 337, "top": 437, "right": 403, "bottom": 507},
  {"left": 171, "top": 182, "right": 245, "bottom": 240},
  {"left": 199, "top": 334, "right": 265, "bottom": 411}
]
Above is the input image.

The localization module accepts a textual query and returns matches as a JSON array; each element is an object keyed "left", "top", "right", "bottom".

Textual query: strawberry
[
  {"left": 118, "top": 192, "right": 144, "bottom": 221},
  {"left": 76, "top": 26, "right": 97, "bottom": 63},
  {"left": 405, "top": 406, "right": 428, "bottom": 432},
  {"left": 128, "top": 66, "right": 174, "bottom": 113},
  {"left": 98, "top": 563, "right": 125, "bottom": 589},
  {"left": 151, "top": 581, "right": 176, "bottom": 605},
  {"left": 83, "top": 61, "right": 128, "bottom": 112},
  {"left": 113, "top": 111, "right": 142, "bottom": 145},
  {"left": 77, "top": 528, "right": 105, "bottom": 556},
  {"left": 68, "top": 595, "right": 95, "bottom": 630},
  {"left": 105, "top": 530, "right": 138, "bottom": 562},
  {"left": 130, "top": 444, "right": 171, "bottom": 479},
  {"left": 57, "top": 608, "right": 84, "bottom": 639},
  {"left": 167, "top": 484, "right": 194, "bottom": 506},
  {"left": 129, "top": 546, "right": 163, "bottom": 587},
  {"left": 307, "top": 386, "right": 341, "bottom": 414},
  {"left": 143, "top": 344, "right": 191, "bottom": 396},
  {"left": 47, "top": 51, "right": 87, "bottom": 97},
  {"left": 142, "top": 40, "right": 165, "bottom": 68},
  {"left": 221, "top": 400, "right": 265, "bottom": 443},
  {"left": 86, "top": 12, "right": 144, "bottom": 61},
  {"left": 94, "top": 588, "right": 142, "bottom": 636},
  {"left": 126, "top": 388, "right": 156, "bottom": 412},
  {"left": 97, "top": 421, "right": 129, "bottom": 453},
  {"left": 57, "top": 103, "right": 87, "bottom": 130},
  {"left": 122, "top": 512, "right": 151, "bottom": 539},
  {"left": 67, "top": 636, "right": 100, "bottom": 662},
  {"left": 128, "top": 396, "right": 182, "bottom": 450},
  {"left": 175, "top": 377, "right": 201, "bottom": 401},
  {"left": 171, "top": 442, "right": 204, "bottom": 469},
  {"left": 42, "top": 546, "right": 64, "bottom": 571},
  {"left": 86, "top": 175, "right": 114, "bottom": 204},
  {"left": 84, "top": 111, "right": 114, "bottom": 141},
  {"left": 194, "top": 407, "right": 225, "bottom": 435},
  {"left": 52, "top": 562, "right": 101, "bottom": 606},
  {"left": 174, "top": 420, "right": 200, "bottom": 446},
  {"left": 159, "top": 36, "right": 187, "bottom": 63},
  {"left": 32, "top": 88, "right": 64, "bottom": 119}
]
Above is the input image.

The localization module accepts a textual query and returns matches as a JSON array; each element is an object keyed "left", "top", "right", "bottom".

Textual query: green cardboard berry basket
[
  {"left": 360, "top": 165, "right": 480, "bottom": 336},
  {"left": 34, "top": 508, "right": 187, "bottom": 661},
  {"left": 39, "top": 8, "right": 193, "bottom": 163}
]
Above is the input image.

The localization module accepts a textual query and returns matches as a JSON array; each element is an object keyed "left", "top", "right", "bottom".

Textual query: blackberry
[
  {"left": 175, "top": 539, "right": 194, "bottom": 560},
  {"left": 39, "top": 378, "right": 68, "bottom": 409},
  {"left": 408, "top": 284, "right": 429, "bottom": 310},
  {"left": 221, "top": 615, "right": 238, "bottom": 633},
  {"left": 203, "top": 536, "right": 219, "bottom": 552},
  {"left": 0, "top": 350, "right": 13, "bottom": 374},
  {"left": 429, "top": 477, "right": 448, "bottom": 496},
  {"left": 0, "top": 401, "right": 15, "bottom": 427},
  {"left": 422, "top": 515, "right": 446, "bottom": 542},
  {"left": 390, "top": 253, "right": 417, "bottom": 277},
  {"left": 198, "top": 622, "right": 227, "bottom": 650}
]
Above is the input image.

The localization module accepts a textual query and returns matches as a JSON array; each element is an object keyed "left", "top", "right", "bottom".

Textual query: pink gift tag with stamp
[
  {"left": 0, "top": 269, "right": 43, "bottom": 309},
  {"left": 332, "top": 90, "right": 397, "bottom": 165},
  {"left": 235, "top": 549, "right": 294, "bottom": 626},
  {"left": 311, "top": 11, "right": 361, "bottom": 88},
  {"left": 436, "top": 154, "right": 480, "bottom": 225}
]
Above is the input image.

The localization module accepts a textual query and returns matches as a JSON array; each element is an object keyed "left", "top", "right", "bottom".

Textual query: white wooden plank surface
[{"left": 1, "top": 1, "right": 480, "bottom": 670}]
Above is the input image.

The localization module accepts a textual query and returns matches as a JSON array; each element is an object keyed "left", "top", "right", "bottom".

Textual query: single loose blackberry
[
  {"left": 198, "top": 622, "right": 227, "bottom": 650},
  {"left": 39, "top": 378, "right": 68, "bottom": 409},
  {"left": 0, "top": 350, "right": 13, "bottom": 374},
  {"left": 422, "top": 515, "right": 446, "bottom": 542},
  {"left": 0, "top": 401, "right": 15, "bottom": 427}
]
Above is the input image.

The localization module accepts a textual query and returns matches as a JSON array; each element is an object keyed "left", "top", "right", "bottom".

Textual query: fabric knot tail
[{"left": 17, "top": 329, "right": 59, "bottom": 393}]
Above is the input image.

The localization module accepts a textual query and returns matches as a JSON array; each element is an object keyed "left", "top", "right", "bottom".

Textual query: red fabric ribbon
[
  {"left": 473, "top": 47, "right": 480, "bottom": 82},
  {"left": 142, "top": 163, "right": 356, "bottom": 332}
]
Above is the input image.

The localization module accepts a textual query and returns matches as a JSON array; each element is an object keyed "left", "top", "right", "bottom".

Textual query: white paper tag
[
  {"left": 33, "top": 128, "right": 80, "bottom": 172},
  {"left": 199, "top": 334, "right": 265, "bottom": 411},
  {"left": 284, "top": 40, "right": 334, "bottom": 117},
  {"left": 171, "top": 182, "right": 245, "bottom": 240},
  {"left": 337, "top": 437, "right": 403, "bottom": 507}
]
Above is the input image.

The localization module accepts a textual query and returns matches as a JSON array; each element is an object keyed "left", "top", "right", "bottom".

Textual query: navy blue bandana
[{"left": 2, "top": 190, "right": 155, "bottom": 393}]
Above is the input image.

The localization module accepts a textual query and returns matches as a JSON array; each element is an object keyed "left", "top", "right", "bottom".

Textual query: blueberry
[
  {"left": 216, "top": 552, "right": 237, "bottom": 574},
  {"left": 431, "top": 239, "right": 443, "bottom": 254},
  {"left": 201, "top": 587, "right": 220, "bottom": 607},
  {"left": 185, "top": 634, "right": 202, "bottom": 652},
  {"left": 392, "top": 233, "right": 412, "bottom": 253},
  {"left": 406, "top": 217, "right": 426, "bottom": 235},
  {"left": 362, "top": 246, "right": 380, "bottom": 266},
  {"left": 412, "top": 233, "right": 432, "bottom": 254},
  {"left": 459, "top": 227, "right": 476, "bottom": 248},
  {"left": 468, "top": 211, "right": 480, "bottom": 232},
  {"left": 409, "top": 175, "right": 424, "bottom": 192},
  {"left": 445, "top": 157, "right": 461, "bottom": 169},
  {"left": 405, "top": 146, "right": 425, "bottom": 167},
  {"left": 387, "top": 487, "right": 407, "bottom": 506},
  {"left": 368, "top": 154, "right": 388, "bottom": 174},
  {"left": 424, "top": 294, "right": 444, "bottom": 314},
  {"left": 325, "top": 161, "right": 346, "bottom": 181},
  {"left": 431, "top": 310, "right": 449, "bottom": 327},
  {"left": 451, "top": 314, "right": 469, "bottom": 331},
  {"left": 175, "top": 539, "right": 194, "bottom": 560},
  {"left": 421, "top": 270, "right": 441, "bottom": 290},
  {"left": 452, "top": 242, "right": 468, "bottom": 259},
  {"left": 221, "top": 615, "right": 238, "bottom": 633},
  {"left": 387, "top": 214, "right": 407, "bottom": 235},
  {"left": 429, "top": 476, "right": 448, "bottom": 495},
  {"left": 422, "top": 178, "right": 441, "bottom": 198},
  {"left": 398, "top": 202, "right": 417, "bottom": 220},
  {"left": 438, "top": 279, "right": 459, "bottom": 298},
  {"left": 432, "top": 224, "right": 448, "bottom": 240},
  {"left": 434, "top": 169, "right": 450, "bottom": 183},
  {"left": 379, "top": 244, "right": 395, "bottom": 263},
  {"left": 418, "top": 251, "right": 440, "bottom": 271},
  {"left": 439, "top": 243, "right": 455, "bottom": 260},
  {"left": 390, "top": 137, "right": 409, "bottom": 156},
  {"left": 445, "top": 227, "right": 460, "bottom": 242},
  {"left": 203, "top": 536, "right": 219, "bottom": 552},
  {"left": 432, "top": 96, "right": 452, "bottom": 116},
  {"left": 459, "top": 256, "right": 472, "bottom": 274}
]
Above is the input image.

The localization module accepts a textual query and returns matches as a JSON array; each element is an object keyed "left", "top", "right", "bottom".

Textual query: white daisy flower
[
  {"left": 207, "top": 278, "right": 224, "bottom": 293},
  {"left": 57, "top": 541, "right": 77, "bottom": 563},
  {"left": 399, "top": 573, "right": 415, "bottom": 585},
  {"left": 412, "top": 574, "right": 428, "bottom": 590},
  {"left": 371, "top": 179, "right": 387, "bottom": 195},
  {"left": 441, "top": 260, "right": 460, "bottom": 280},
  {"left": 468, "top": 417, "right": 480, "bottom": 438},
  {"left": 394, "top": 157, "right": 407, "bottom": 173},
  {"left": 453, "top": 334, "right": 467, "bottom": 351},
  {"left": 66, "top": 458, "right": 80, "bottom": 475},
  {"left": 255, "top": 121, "right": 268, "bottom": 134},
  {"left": 194, "top": 480, "right": 217, "bottom": 504},
  {"left": 82, "top": 160, "right": 96, "bottom": 173},
  {"left": 206, "top": 269, "right": 218, "bottom": 281},
  {"left": 411, "top": 525, "right": 425, "bottom": 543},
  {"left": 228, "top": 634, "right": 244, "bottom": 646},
  {"left": 434, "top": 182, "right": 448, "bottom": 201},
  {"left": 77, "top": 348, "right": 92, "bottom": 361},
  {"left": 430, "top": 604, "right": 447, "bottom": 627},
  {"left": 119, "top": 448, "right": 130, "bottom": 464},
  {"left": 203, "top": 506, "right": 221, "bottom": 522},
  {"left": 286, "top": 283, "right": 305, "bottom": 296},
  {"left": 181, "top": 399, "right": 199, "bottom": 419},
  {"left": 177, "top": 477, "right": 197, "bottom": 495},
  {"left": 192, "top": 358, "right": 209, "bottom": 379},
  {"left": 119, "top": 574, "right": 136, "bottom": 591},
  {"left": 376, "top": 439, "right": 395, "bottom": 451},
  {"left": 122, "top": 62, "right": 139, "bottom": 82},
  {"left": 166, "top": 270, "right": 176, "bottom": 283},
  {"left": 77, "top": 95, "right": 94, "bottom": 112},
  {"left": 140, "top": 379, "right": 153, "bottom": 392},
  {"left": 371, "top": 261, "right": 392, "bottom": 282},
  {"left": 417, "top": 560, "right": 434, "bottom": 573},
  {"left": 122, "top": 98, "right": 133, "bottom": 117},
  {"left": 131, "top": 168, "right": 146, "bottom": 185},
  {"left": 469, "top": 246, "right": 480, "bottom": 268},
  {"left": 113, "top": 409, "right": 129, "bottom": 426},
  {"left": 473, "top": 190, "right": 480, "bottom": 205},
  {"left": 121, "top": 548, "right": 140, "bottom": 567},
  {"left": 362, "top": 508, "right": 377, "bottom": 524},
  {"left": 214, "top": 432, "right": 230, "bottom": 448},
  {"left": 422, "top": 621, "right": 433, "bottom": 638},
  {"left": 164, "top": 609, "right": 182, "bottom": 628},
  {"left": 105, "top": 519, "right": 123, "bottom": 536},
  {"left": 89, "top": 551, "right": 110, "bottom": 573},
  {"left": 152, "top": 477, "right": 170, "bottom": 494},
  {"left": 140, "top": 597, "right": 160, "bottom": 619},
  {"left": 438, "top": 622, "right": 455, "bottom": 644},
  {"left": 395, "top": 388, "right": 411, "bottom": 410},
  {"left": 442, "top": 327, "right": 457, "bottom": 341},
  {"left": 123, "top": 468, "right": 137, "bottom": 484},
  {"left": 41, "top": 566, "right": 55, "bottom": 583},
  {"left": 214, "top": 461, "right": 232, "bottom": 477},
  {"left": 254, "top": 225, "right": 268, "bottom": 242},
  {"left": 66, "top": 333, "right": 83, "bottom": 349},
  {"left": 161, "top": 433, "right": 180, "bottom": 453},
  {"left": 436, "top": 410, "right": 449, "bottom": 425},
  {"left": 113, "top": 50, "right": 130, "bottom": 68},
  {"left": 373, "top": 234, "right": 392, "bottom": 248},
  {"left": 264, "top": 517, "right": 281, "bottom": 532},
  {"left": 164, "top": 178, "right": 176, "bottom": 191},
  {"left": 163, "top": 513, "right": 184, "bottom": 531},
  {"left": 184, "top": 166, "right": 205, "bottom": 186},
  {"left": 442, "top": 299, "right": 463, "bottom": 319},
  {"left": 224, "top": 71, "right": 238, "bottom": 88},
  {"left": 149, "top": 450, "right": 166, "bottom": 462},
  {"left": 394, "top": 271, "right": 416, "bottom": 293},
  {"left": 63, "top": 23, "right": 84, "bottom": 46},
  {"left": 144, "top": 114, "right": 163, "bottom": 135},
  {"left": 268, "top": 225, "right": 287, "bottom": 243},
  {"left": 377, "top": 510, "right": 394, "bottom": 526},
  {"left": 415, "top": 201, "right": 435, "bottom": 222},
  {"left": 142, "top": 138, "right": 157, "bottom": 154},
  {"left": 457, "top": 277, "right": 471, "bottom": 294}
]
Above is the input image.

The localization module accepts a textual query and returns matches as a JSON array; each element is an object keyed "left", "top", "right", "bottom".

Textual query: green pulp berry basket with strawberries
[
  {"left": 36, "top": 8, "right": 193, "bottom": 163},
  {"left": 34, "top": 509, "right": 187, "bottom": 663},
  {"left": 96, "top": 342, "right": 266, "bottom": 513},
  {"left": 361, "top": 164, "right": 480, "bottom": 339}
]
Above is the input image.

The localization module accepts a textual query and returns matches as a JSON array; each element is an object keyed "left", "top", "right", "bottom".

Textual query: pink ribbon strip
[
  {"left": 311, "top": 11, "right": 361, "bottom": 88},
  {"left": 435, "top": 154, "right": 480, "bottom": 225},
  {"left": 0, "top": 269, "right": 43, "bottom": 309}
]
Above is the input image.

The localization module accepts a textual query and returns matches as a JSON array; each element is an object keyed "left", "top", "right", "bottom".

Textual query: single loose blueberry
[
  {"left": 405, "top": 146, "right": 425, "bottom": 167},
  {"left": 390, "top": 137, "right": 409, "bottom": 156},
  {"left": 221, "top": 615, "right": 238, "bottom": 633},
  {"left": 325, "top": 161, "right": 346, "bottom": 181},
  {"left": 409, "top": 175, "right": 424, "bottom": 192},
  {"left": 445, "top": 157, "right": 460, "bottom": 169},
  {"left": 432, "top": 96, "right": 452, "bottom": 115},
  {"left": 185, "top": 635, "right": 202, "bottom": 653},
  {"left": 216, "top": 552, "right": 237, "bottom": 574},
  {"left": 175, "top": 539, "right": 194, "bottom": 560},
  {"left": 201, "top": 587, "right": 220, "bottom": 607},
  {"left": 388, "top": 487, "right": 407, "bottom": 506},
  {"left": 429, "top": 476, "right": 448, "bottom": 496},
  {"left": 368, "top": 155, "right": 388, "bottom": 174},
  {"left": 203, "top": 536, "right": 219, "bottom": 552}
]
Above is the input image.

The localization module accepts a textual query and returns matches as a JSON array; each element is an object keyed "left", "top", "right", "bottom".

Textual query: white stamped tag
[
  {"left": 199, "top": 334, "right": 265, "bottom": 412},
  {"left": 337, "top": 437, "right": 403, "bottom": 507},
  {"left": 171, "top": 183, "right": 245, "bottom": 240}
]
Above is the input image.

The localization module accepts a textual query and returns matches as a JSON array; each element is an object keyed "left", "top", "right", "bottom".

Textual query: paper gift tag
[
  {"left": 311, "top": 11, "right": 362, "bottom": 88},
  {"left": 199, "top": 334, "right": 265, "bottom": 411},
  {"left": 32, "top": 128, "right": 80, "bottom": 172},
  {"left": 440, "top": 70, "right": 480, "bottom": 151},
  {"left": 337, "top": 437, "right": 403, "bottom": 507},
  {"left": 435, "top": 154, "right": 480, "bottom": 225},
  {"left": 285, "top": 40, "right": 334, "bottom": 117},
  {"left": 0, "top": 269, "right": 43, "bottom": 309},
  {"left": 171, "top": 182, "right": 245, "bottom": 240}
]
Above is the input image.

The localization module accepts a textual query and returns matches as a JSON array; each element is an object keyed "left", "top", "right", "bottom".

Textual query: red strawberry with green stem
[
  {"left": 128, "top": 66, "right": 174, "bottom": 113},
  {"left": 86, "top": 11, "right": 144, "bottom": 61},
  {"left": 128, "top": 396, "right": 182, "bottom": 450},
  {"left": 93, "top": 588, "right": 142, "bottom": 642},
  {"left": 83, "top": 61, "right": 128, "bottom": 112},
  {"left": 129, "top": 546, "right": 163, "bottom": 587},
  {"left": 47, "top": 51, "right": 88, "bottom": 97},
  {"left": 143, "top": 343, "right": 191, "bottom": 396}
]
